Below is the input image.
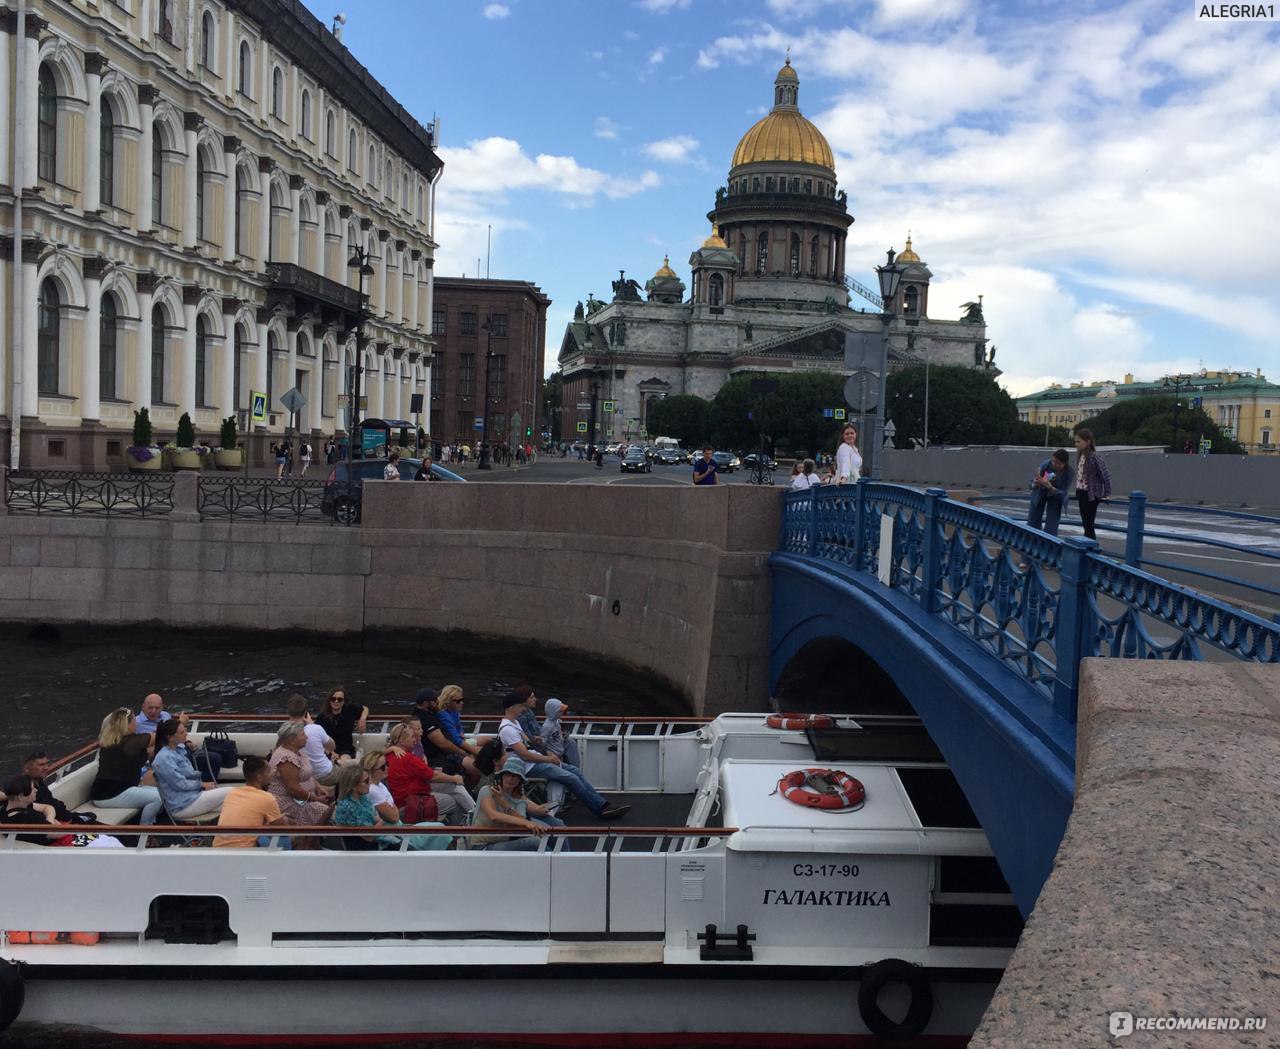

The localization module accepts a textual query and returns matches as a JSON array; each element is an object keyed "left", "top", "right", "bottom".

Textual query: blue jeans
[
  {"left": 1027, "top": 490, "right": 1063, "bottom": 537},
  {"left": 482, "top": 815, "right": 565, "bottom": 852},
  {"left": 529, "top": 762, "right": 607, "bottom": 815},
  {"left": 96, "top": 786, "right": 163, "bottom": 825},
  {"left": 256, "top": 835, "right": 293, "bottom": 849}
]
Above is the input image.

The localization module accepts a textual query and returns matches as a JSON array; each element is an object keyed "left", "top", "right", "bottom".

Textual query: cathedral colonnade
[{"left": 1, "top": 0, "right": 442, "bottom": 469}]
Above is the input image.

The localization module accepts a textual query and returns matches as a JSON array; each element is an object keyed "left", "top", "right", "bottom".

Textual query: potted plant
[
  {"left": 126, "top": 408, "right": 164, "bottom": 472},
  {"left": 213, "top": 415, "right": 243, "bottom": 470},
  {"left": 166, "top": 412, "right": 204, "bottom": 470}
]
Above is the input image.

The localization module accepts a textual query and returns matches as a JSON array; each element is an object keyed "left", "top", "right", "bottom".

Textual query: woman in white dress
[{"left": 835, "top": 424, "right": 862, "bottom": 484}]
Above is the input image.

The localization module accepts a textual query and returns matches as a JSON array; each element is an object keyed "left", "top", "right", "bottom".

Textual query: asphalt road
[{"left": 464, "top": 456, "right": 769, "bottom": 487}]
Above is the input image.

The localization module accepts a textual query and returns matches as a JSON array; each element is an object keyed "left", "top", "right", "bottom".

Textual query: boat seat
[{"left": 73, "top": 804, "right": 141, "bottom": 825}]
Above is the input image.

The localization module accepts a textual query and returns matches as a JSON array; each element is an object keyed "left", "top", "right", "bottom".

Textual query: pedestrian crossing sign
[
  {"left": 576, "top": 422, "right": 588, "bottom": 433},
  {"left": 834, "top": 408, "right": 847, "bottom": 420},
  {"left": 603, "top": 400, "right": 616, "bottom": 413},
  {"left": 250, "top": 391, "right": 267, "bottom": 424}
]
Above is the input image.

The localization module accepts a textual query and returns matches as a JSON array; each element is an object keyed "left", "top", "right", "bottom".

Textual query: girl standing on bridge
[
  {"left": 1073, "top": 428, "right": 1112, "bottom": 541},
  {"left": 836, "top": 424, "right": 862, "bottom": 484}
]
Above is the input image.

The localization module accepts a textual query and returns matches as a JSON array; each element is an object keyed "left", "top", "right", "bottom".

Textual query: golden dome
[
  {"left": 732, "top": 110, "right": 834, "bottom": 169},
  {"left": 654, "top": 255, "right": 677, "bottom": 279},
  {"left": 776, "top": 57, "right": 798, "bottom": 81},
  {"left": 897, "top": 236, "right": 921, "bottom": 264},
  {"left": 702, "top": 227, "right": 728, "bottom": 249}
]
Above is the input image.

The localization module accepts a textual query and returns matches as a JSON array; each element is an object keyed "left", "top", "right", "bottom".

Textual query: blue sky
[{"left": 305, "top": 0, "right": 1280, "bottom": 396}]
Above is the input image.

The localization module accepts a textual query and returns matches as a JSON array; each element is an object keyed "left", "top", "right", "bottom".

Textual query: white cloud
[
  {"left": 594, "top": 116, "right": 621, "bottom": 140},
  {"left": 642, "top": 134, "right": 700, "bottom": 163},
  {"left": 439, "top": 137, "right": 659, "bottom": 199},
  {"left": 648, "top": 46, "right": 668, "bottom": 64},
  {"left": 872, "top": 0, "right": 967, "bottom": 26},
  {"left": 637, "top": 0, "right": 690, "bottom": 11},
  {"left": 482, "top": 3, "right": 510, "bottom": 19}
]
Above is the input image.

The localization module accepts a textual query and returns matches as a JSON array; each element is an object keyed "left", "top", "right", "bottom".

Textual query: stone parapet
[{"left": 971, "top": 659, "right": 1279, "bottom": 1047}]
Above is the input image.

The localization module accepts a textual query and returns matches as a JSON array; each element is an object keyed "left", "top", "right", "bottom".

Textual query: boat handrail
[{"left": 0, "top": 823, "right": 736, "bottom": 837}]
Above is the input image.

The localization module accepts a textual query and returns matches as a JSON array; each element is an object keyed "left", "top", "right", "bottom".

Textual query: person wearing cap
[
  {"left": 498, "top": 693, "right": 629, "bottom": 821},
  {"left": 472, "top": 756, "right": 565, "bottom": 851},
  {"left": 415, "top": 685, "right": 481, "bottom": 786},
  {"left": 538, "top": 699, "right": 581, "bottom": 768}
]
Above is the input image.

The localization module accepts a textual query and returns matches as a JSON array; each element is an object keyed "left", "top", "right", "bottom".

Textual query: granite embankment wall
[
  {"left": 882, "top": 448, "right": 1280, "bottom": 508},
  {"left": 0, "top": 476, "right": 780, "bottom": 714},
  {"left": 972, "top": 659, "right": 1280, "bottom": 1048}
]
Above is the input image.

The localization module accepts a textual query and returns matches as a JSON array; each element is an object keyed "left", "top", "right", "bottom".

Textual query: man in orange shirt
[{"left": 214, "top": 757, "right": 287, "bottom": 848}]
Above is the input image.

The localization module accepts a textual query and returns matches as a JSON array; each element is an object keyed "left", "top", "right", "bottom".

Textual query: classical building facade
[
  {"left": 556, "top": 59, "right": 991, "bottom": 445},
  {"left": 1017, "top": 369, "right": 1279, "bottom": 454},
  {"left": 429, "top": 277, "right": 550, "bottom": 447},
  {"left": 0, "top": 0, "right": 441, "bottom": 469}
]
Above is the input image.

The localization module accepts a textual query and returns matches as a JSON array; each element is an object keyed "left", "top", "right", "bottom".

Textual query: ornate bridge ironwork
[
  {"left": 197, "top": 477, "right": 356, "bottom": 526},
  {"left": 3, "top": 470, "right": 176, "bottom": 517}
]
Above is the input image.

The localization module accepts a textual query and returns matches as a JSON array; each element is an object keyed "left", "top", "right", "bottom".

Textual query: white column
[
  {"left": 23, "top": 32, "right": 39, "bottom": 189},
  {"left": 424, "top": 258, "right": 435, "bottom": 338},
  {"left": 0, "top": 20, "right": 11, "bottom": 194},
  {"left": 219, "top": 306, "right": 236, "bottom": 416},
  {"left": 136, "top": 285, "right": 154, "bottom": 409},
  {"left": 0, "top": 255, "right": 6, "bottom": 414},
  {"left": 258, "top": 172, "right": 272, "bottom": 266},
  {"left": 255, "top": 314, "right": 269, "bottom": 421},
  {"left": 288, "top": 177, "right": 302, "bottom": 265},
  {"left": 182, "top": 117, "right": 199, "bottom": 248},
  {"left": 410, "top": 258, "right": 420, "bottom": 330},
  {"left": 370, "top": 351, "right": 384, "bottom": 418},
  {"left": 224, "top": 10, "right": 236, "bottom": 90},
  {"left": 307, "top": 326, "right": 322, "bottom": 432},
  {"left": 314, "top": 200, "right": 327, "bottom": 278},
  {"left": 286, "top": 323, "right": 299, "bottom": 421},
  {"left": 181, "top": 293, "right": 198, "bottom": 416},
  {"left": 337, "top": 218, "right": 349, "bottom": 286},
  {"left": 221, "top": 143, "right": 237, "bottom": 263},
  {"left": 82, "top": 264, "right": 102, "bottom": 421},
  {"left": 21, "top": 252, "right": 39, "bottom": 417},
  {"left": 376, "top": 242, "right": 387, "bottom": 316},
  {"left": 137, "top": 97, "right": 154, "bottom": 232},
  {"left": 399, "top": 368, "right": 410, "bottom": 421},
  {"left": 85, "top": 67, "right": 103, "bottom": 212}
]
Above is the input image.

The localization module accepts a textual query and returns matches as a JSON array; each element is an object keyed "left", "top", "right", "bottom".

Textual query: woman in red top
[{"left": 385, "top": 722, "right": 475, "bottom": 824}]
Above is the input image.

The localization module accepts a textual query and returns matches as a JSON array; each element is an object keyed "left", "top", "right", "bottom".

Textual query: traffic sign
[
  {"left": 280, "top": 387, "right": 306, "bottom": 415},
  {"left": 250, "top": 391, "right": 267, "bottom": 424},
  {"left": 474, "top": 417, "right": 484, "bottom": 431},
  {"left": 576, "top": 402, "right": 592, "bottom": 410},
  {"left": 576, "top": 421, "right": 588, "bottom": 434},
  {"left": 834, "top": 408, "right": 846, "bottom": 421},
  {"left": 844, "top": 371, "right": 876, "bottom": 411},
  {"left": 823, "top": 408, "right": 833, "bottom": 419},
  {"left": 603, "top": 400, "right": 616, "bottom": 413}
]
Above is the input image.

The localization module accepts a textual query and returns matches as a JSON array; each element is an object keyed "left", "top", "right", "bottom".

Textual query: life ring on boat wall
[
  {"left": 766, "top": 712, "right": 835, "bottom": 731},
  {"left": 0, "top": 959, "right": 25, "bottom": 1033},
  {"left": 857, "top": 958, "right": 933, "bottom": 1042},
  {"left": 778, "top": 768, "right": 865, "bottom": 811}
]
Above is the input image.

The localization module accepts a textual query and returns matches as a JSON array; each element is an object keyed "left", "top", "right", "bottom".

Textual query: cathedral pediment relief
[{"left": 637, "top": 376, "right": 672, "bottom": 389}]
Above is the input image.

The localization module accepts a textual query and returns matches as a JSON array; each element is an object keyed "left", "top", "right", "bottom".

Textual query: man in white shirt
[{"left": 285, "top": 694, "right": 345, "bottom": 785}]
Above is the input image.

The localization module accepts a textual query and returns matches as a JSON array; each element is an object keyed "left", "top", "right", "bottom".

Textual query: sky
[{"left": 304, "top": 0, "right": 1280, "bottom": 397}]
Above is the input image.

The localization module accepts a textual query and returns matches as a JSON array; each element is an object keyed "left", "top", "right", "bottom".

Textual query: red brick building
[{"left": 430, "top": 278, "right": 550, "bottom": 447}]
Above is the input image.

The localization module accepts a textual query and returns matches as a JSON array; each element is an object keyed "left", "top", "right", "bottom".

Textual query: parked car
[
  {"left": 711, "top": 451, "right": 740, "bottom": 472},
  {"left": 739, "top": 453, "right": 777, "bottom": 472},
  {"left": 620, "top": 448, "right": 652, "bottom": 473},
  {"left": 656, "top": 448, "right": 683, "bottom": 466},
  {"left": 322, "top": 458, "right": 466, "bottom": 522}
]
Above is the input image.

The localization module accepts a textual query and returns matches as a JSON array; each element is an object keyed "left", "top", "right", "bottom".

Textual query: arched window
[
  {"left": 904, "top": 286, "right": 919, "bottom": 317},
  {"left": 200, "top": 11, "right": 215, "bottom": 68},
  {"left": 385, "top": 160, "right": 393, "bottom": 197},
  {"left": 37, "top": 65, "right": 57, "bottom": 183},
  {"left": 708, "top": 273, "right": 724, "bottom": 307},
  {"left": 234, "top": 166, "right": 244, "bottom": 255},
  {"left": 100, "top": 97, "right": 115, "bottom": 206},
  {"left": 152, "top": 128, "right": 164, "bottom": 225},
  {"left": 195, "top": 315, "right": 209, "bottom": 407},
  {"left": 238, "top": 41, "right": 252, "bottom": 95},
  {"left": 196, "top": 152, "right": 207, "bottom": 241},
  {"left": 368, "top": 145, "right": 377, "bottom": 184},
  {"left": 789, "top": 232, "right": 800, "bottom": 276},
  {"left": 151, "top": 305, "right": 166, "bottom": 403},
  {"left": 417, "top": 184, "right": 424, "bottom": 220},
  {"left": 300, "top": 90, "right": 311, "bottom": 139},
  {"left": 37, "top": 279, "right": 61, "bottom": 395},
  {"left": 100, "top": 294, "right": 118, "bottom": 399},
  {"left": 348, "top": 129, "right": 357, "bottom": 170},
  {"left": 271, "top": 67, "right": 284, "bottom": 118},
  {"left": 234, "top": 327, "right": 245, "bottom": 409},
  {"left": 325, "top": 110, "right": 335, "bottom": 156},
  {"left": 402, "top": 173, "right": 409, "bottom": 208},
  {"left": 756, "top": 231, "right": 769, "bottom": 275}
]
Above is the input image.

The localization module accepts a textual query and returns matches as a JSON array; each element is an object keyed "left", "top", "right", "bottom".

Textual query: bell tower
[
  {"left": 891, "top": 235, "right": 932, "bottom": 320},
  {"left": 689, "top": 227, "right": 738, "bottom": 308}
]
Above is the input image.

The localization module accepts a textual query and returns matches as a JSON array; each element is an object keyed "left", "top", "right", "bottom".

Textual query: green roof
[{"left": 1017, "top": 374, "right": 1279, "bottom": 405}]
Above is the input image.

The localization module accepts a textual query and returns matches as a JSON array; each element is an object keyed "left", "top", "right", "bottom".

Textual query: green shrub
[
  {"left": 176, "top": 412, "right": 196, "bottom": 448},
  {"left": 131, "top": 408, "right": 153, "bottom": 447},
  {"left": 219, "top": 416, "right": 238, "bottom": 450}
]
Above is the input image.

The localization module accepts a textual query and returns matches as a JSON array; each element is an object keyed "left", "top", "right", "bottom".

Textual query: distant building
[
  {"left": 555, "top": 59, "right": 992, "bottom": 445},
  {"left": 1016, "top": 370, "right": 1279, "bottom": 453},
  {"left": 430, "top": 278, "right": 550, "bottom": 447},
  {"left": 1, "top": 0, "right": 441, "bottom": 469}
]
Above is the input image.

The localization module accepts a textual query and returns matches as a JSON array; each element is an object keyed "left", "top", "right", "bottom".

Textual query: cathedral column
[
  {"left": 307, "top": 322, "right": 323, "bottom": 432},
  {"left": 82, "top": 257, "right": 105, "bottom": 422},
  {"left": 22, "top": 18, "right": 45, "bottom": 190},
  {"left": 137, "top": 86, "right": 156, "bottom": 233},
  {"left": 370, "top": 347, "right": 384, "bottom": 419},
  {"left": 288, "top": 174, "right": 304, "bottom": 266},
  {"left": 286, "top": 318, "right": 300, "bottom": 422},
  {"left": 182, "top": 113, "right": 202, "bottom": 249},
  {"left": 314, "top": 192, "right": 330, "bottom": 278},
  {"left": 254, "top": 308, "right": 270, "bottom": 428},
  {"left": 409, "top": 249, "right": 422, "bottom": 331},
  {"left": 20, "top": 239, "right": 41, "bottom": 418},
  {"left": 0, "top": 12, "right": 10, "bottom": 189},
  {"left": 220, "top": 297, "right": 237, "bottom": 416},
  {"left": 135, "top": 274, "right": 156, "bottom": 409},
  {"left": 84, "top": 54, "right": 107, "bottom": 213},
  {"left": 338, "top": 206, "right": 352, "bottom": 286},
  {"left": 181, "top": 285, "right": 200, "bottom": 416},
  {"left": 423, "top": 256, "right": 435, "bottom": 336},
  {"left": 257, "top": 158, "right": 274, "bottom": 269},
  {"left": 221, "top": 136, "right": 239, "bottom": 263},
  {"left": 376, "top": 230, "right": 390, "bottom": 317}
]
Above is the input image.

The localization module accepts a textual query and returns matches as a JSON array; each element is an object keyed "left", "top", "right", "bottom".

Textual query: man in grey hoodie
[{"left": 539, "top": 698, "right": 581, "bottom": 768}]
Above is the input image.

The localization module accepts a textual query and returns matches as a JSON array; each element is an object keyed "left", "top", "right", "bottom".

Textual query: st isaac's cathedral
[{"left": 556, "top": 59, "right": 993, "bottom": 443}]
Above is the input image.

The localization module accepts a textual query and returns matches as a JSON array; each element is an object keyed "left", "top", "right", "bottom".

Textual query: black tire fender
[
  {"left": 857, "top": 958, "right": 932, "bottom": 1042},
  {"left": 0, "top": 960, "right": 25, "bottom": 1033}
]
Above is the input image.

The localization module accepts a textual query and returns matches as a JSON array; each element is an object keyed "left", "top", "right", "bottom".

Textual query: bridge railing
[{"left": 780, "top": 482, "right": 1279, "bottom": 720}]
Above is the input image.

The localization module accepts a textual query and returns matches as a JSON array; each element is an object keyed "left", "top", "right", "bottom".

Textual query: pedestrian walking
[
  {"left": 1072, "top": 428, "right": 1112, "bottom": 541},
  {"left": 298, "top": 440, "right": 312, "bottom": 478},
  {"left": 1027, "top": 449, "right": 1071, "bottom": 537},
  {"left": 324, "top": 438, "right": 335, "bottom": 465},
  {"left": 835, "top": 423, "right": 862, "bottom": 484},
  {"left": 273, "top": 440, "right": 288, "bottom": 480}
]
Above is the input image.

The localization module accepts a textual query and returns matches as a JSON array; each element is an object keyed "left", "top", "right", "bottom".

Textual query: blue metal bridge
[{"left": 771, "top": 483, "right": 1279, "bottom": 915}]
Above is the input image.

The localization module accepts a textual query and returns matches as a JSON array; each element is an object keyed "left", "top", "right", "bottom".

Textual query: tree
[
  {"left": 1010, "top": 420, "right": 1073, "bottom": 448},
  {"left": 175, "top": 411, "right": 196, "bottom": 449},
  {"left": 645, "top": 394, "right": 711, "bottom": 449},
  {"left": 885, "top": 365, "right": 1019, "bottom": 447},
  {"left": 710, "top": 371, "right": 847, "bottom": 456},
  {"left": 1081, "top": 395, "right": 1243, "bottom": 454}
]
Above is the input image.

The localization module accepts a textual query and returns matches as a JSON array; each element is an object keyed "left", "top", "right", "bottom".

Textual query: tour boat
[{"left": 0, "top": 712, "right": 1018, "bottom": 1045}]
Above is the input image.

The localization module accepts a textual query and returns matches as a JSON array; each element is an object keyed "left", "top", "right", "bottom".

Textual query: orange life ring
[
  {"left": 779, "top": 767, "right": 866, "bottom": 811},
  {"left": 766, "top": 712, "right": 835, "bottom": 731}
]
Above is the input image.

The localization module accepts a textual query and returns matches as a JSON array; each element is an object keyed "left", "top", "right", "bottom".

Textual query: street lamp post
[
  {"left": 1163, "top": 374, "right": 1193, "bottom": 453},
  {"left": 873, "top": 248, "right": 904, "bottom": 478},
  {"left": 345, "top": 246, "right": 376, "bottom": 466}
]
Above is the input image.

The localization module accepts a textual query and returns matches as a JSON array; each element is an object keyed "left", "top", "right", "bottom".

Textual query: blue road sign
[
  {"left": 474, "top": 417, "right": 484, "bottom": 430},
  {"left": 823, "top": 408, "right": 834, "bottom": 418}
]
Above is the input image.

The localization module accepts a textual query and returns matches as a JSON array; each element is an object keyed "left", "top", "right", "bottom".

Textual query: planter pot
[
  {"left": 127, "top": 448, "right": 165, "bottom": 472},
  {"left": 213, "top": 449, "right": 244, "bottom": 471},
  {"left": 167, "top": 449, "right": 205, "bottom": 471}
]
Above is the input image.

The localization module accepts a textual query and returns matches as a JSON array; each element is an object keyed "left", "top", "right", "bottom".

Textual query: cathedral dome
[
  {"left": 701, "top": 228, "right": 728, "bottom": 249},
  {"left": 730, "top": 59, "right": 834, "bottom": 172},
  {"left": 897, "top": 236, "right": 921, "bottom": 264},
  {"left": 654, "top": 255, "right": 677, "bottom": 278}
]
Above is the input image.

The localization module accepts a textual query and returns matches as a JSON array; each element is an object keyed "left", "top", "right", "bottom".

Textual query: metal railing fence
[{"left": 3, "top": 470, "right": 175, "bottom": 517}]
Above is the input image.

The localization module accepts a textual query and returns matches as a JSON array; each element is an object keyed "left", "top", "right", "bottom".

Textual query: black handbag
[{"left": 201, "top": 729, "right": 239, "bottom": 769}]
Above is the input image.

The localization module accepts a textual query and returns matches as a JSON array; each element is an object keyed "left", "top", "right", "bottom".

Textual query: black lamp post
[
  {"left": 478, "top": 315, "right": 496, "bottom": 469},
  {"left": 1163, "top": 373, "right": 1193, "bottom": 453},
  {"left": 346, "top": 245, "right": 376, "bottom": 464},
  {"left": 872, "top": 248, "right": 905, "bottom": 479}
]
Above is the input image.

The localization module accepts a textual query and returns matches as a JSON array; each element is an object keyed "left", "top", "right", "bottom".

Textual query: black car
[
  {"left": 711, "top": 451, "right": 739, "bottom": 473},
  {"left": 322, "top": 458, "right": 466, "bottom": 522},
  {"left": 740, "top": 453, "right": 778, "bottom": 471},
  {"left": 620, "top": 449, "right": 651, "bottom": 473},
  {"left": 656, "top": 448, "right": 683, "bottom": 466}
]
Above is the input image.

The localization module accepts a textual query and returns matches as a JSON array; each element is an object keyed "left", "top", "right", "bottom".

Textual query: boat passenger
[
  {"left": 213, "top": 756, "right": 288, "bottom": 849},
  {"left": 315, "top": 688, "right": 368, "bottom": 759},
  {"left": 436, "top": 686, "right": 486, "bottom": 756},
  {"left": 286, "top": 694, "right": 345, "bottom": 785},
  {"left": 512, "top": 684, "right": 542, "bottom": 742},
  {"left": 472, "top": 737, "right": 506, "bottom": 791},
  {"left": 415, "top": 685, "right": 479, "bottom": 783},
  {"left": 473, "top": 757, "right": 565, "bottom": 852},
  {"left": 22, "top": 749, "right": 96, "bottom": 825},
  {"left": 135, "top": 694, "right": 223, "bottom": 783},
  {"left": 331, "top": 765, "right": 384, "bottom": 851},
  {"left": 267, "top": 722, "right": 334, "bottom": 827},
  {"left": 2, "top": 774, "right": 72, "bottom": 845},
  {"left": 539, "top": 698, "right": 581, "bottom": 768},
  {"left": 385, "top": 722, "right": 474, "bottom": 823},
  {"left": 498, "top": 694, "right": 629, "bottom": 821},
  {"left": 152, "top": 719, "right": 235, "bottom": 821},
  {"left": 358, "top": 750, "right": 450, "bottom": 851},
  {"left": 89, "top": 708, "right": 164, "bottom": 824},
  {"left": 134, "top": 693, "right": 171, "bottom": 733}
]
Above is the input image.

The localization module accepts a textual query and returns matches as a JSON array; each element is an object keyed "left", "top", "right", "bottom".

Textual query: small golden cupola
[
  {"left": 645, "top": 254, "right": 686, "bottom": 305},
  {"left": 896, "top": 235, "right": 921, "bottom": 264}
]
